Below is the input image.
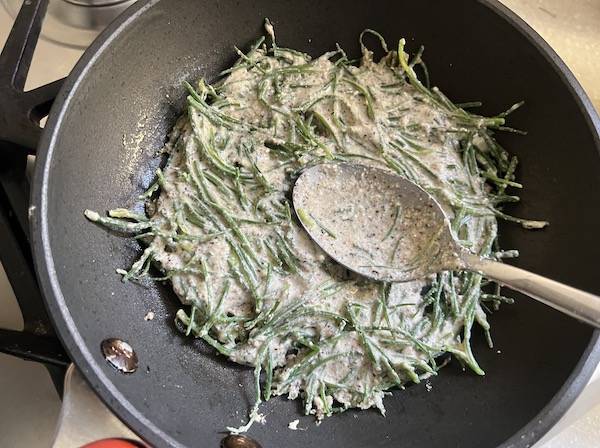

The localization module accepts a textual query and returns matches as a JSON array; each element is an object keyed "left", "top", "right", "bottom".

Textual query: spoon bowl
[{"left": 293, "top": 162, "right": 462, "bottom": 282}]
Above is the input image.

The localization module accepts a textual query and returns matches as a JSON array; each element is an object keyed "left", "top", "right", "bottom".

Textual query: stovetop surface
[{"left": 0, "top": 1, "right": 599, "bottom": 447}]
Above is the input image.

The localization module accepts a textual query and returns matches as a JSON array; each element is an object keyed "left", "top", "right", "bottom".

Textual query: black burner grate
[{"left": 0, "top": 0, "right": 70, "bottom": 393}]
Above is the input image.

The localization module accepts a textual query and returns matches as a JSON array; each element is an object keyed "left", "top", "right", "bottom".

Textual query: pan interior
[{"left": 34, "top": 0, "right": 600, "bottom": 447}]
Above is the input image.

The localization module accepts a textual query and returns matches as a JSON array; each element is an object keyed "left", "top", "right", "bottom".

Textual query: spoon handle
[{"left": 462, "top": 253, "right": 600, "bottom": 328}]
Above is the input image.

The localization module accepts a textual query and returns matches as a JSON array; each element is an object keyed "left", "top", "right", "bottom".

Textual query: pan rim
[{"left": 29, "top": 0, "right": 600, "bottom": 447}]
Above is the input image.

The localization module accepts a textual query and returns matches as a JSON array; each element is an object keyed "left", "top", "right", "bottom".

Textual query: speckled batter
[{"left": 85, "top": 23, "right": 544, "bottom": 433}]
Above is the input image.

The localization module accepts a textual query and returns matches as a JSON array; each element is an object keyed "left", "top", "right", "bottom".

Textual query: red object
[{"left": 81, "top": 439, "right": 145, "bottom": 448}]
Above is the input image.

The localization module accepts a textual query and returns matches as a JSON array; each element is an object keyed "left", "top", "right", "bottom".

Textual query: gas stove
[{"left": 0, "top": 1, "right": 599, "bottom": 447}]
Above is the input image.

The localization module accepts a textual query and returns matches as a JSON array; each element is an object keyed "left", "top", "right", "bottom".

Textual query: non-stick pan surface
[{"left": 31, "top": 0, "right": 600, "bottom": 447}]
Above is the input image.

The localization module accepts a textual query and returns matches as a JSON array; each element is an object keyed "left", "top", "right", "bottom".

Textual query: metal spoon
[{"left": 293, "top": 163, "right": 600, "bottom": 328}]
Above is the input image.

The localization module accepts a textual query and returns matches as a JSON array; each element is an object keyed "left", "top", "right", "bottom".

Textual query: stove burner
[{"left": 2, "top": 0, "right": 137, "bottom": 48}]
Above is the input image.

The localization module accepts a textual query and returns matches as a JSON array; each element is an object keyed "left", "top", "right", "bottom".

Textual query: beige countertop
[{"left": 500, "top": 0, "right": 600, "bottom": 112}]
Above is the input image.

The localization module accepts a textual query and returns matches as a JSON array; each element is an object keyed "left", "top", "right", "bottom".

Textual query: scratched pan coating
[{"left": 31, "top": 0, "right": 600, "bottom": 447}]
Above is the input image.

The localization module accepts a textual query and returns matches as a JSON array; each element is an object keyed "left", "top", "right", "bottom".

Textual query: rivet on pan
[
  {"left": 221, "top": 434, "right": 262, "bottom": 448},
  {"left": 101, "top": 338, "right": 138, "bottom": 373}
]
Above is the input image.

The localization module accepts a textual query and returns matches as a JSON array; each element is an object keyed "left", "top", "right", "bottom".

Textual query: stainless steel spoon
[{"left": 293, "top": 163, "right": 600, "bottom": 328}]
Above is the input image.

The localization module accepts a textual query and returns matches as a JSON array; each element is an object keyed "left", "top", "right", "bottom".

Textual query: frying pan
[{"left": 29, "top": 0, "right": 600, "bottom": 447}]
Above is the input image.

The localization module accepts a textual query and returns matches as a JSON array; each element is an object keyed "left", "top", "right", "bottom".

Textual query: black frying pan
[{"left": 30, "top": 0, "right": 600, "bottom": 447}]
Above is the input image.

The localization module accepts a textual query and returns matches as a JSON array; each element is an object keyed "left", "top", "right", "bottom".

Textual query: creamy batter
[{"left": 86, "top": 24, "right": 544, "bottom": 432}]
